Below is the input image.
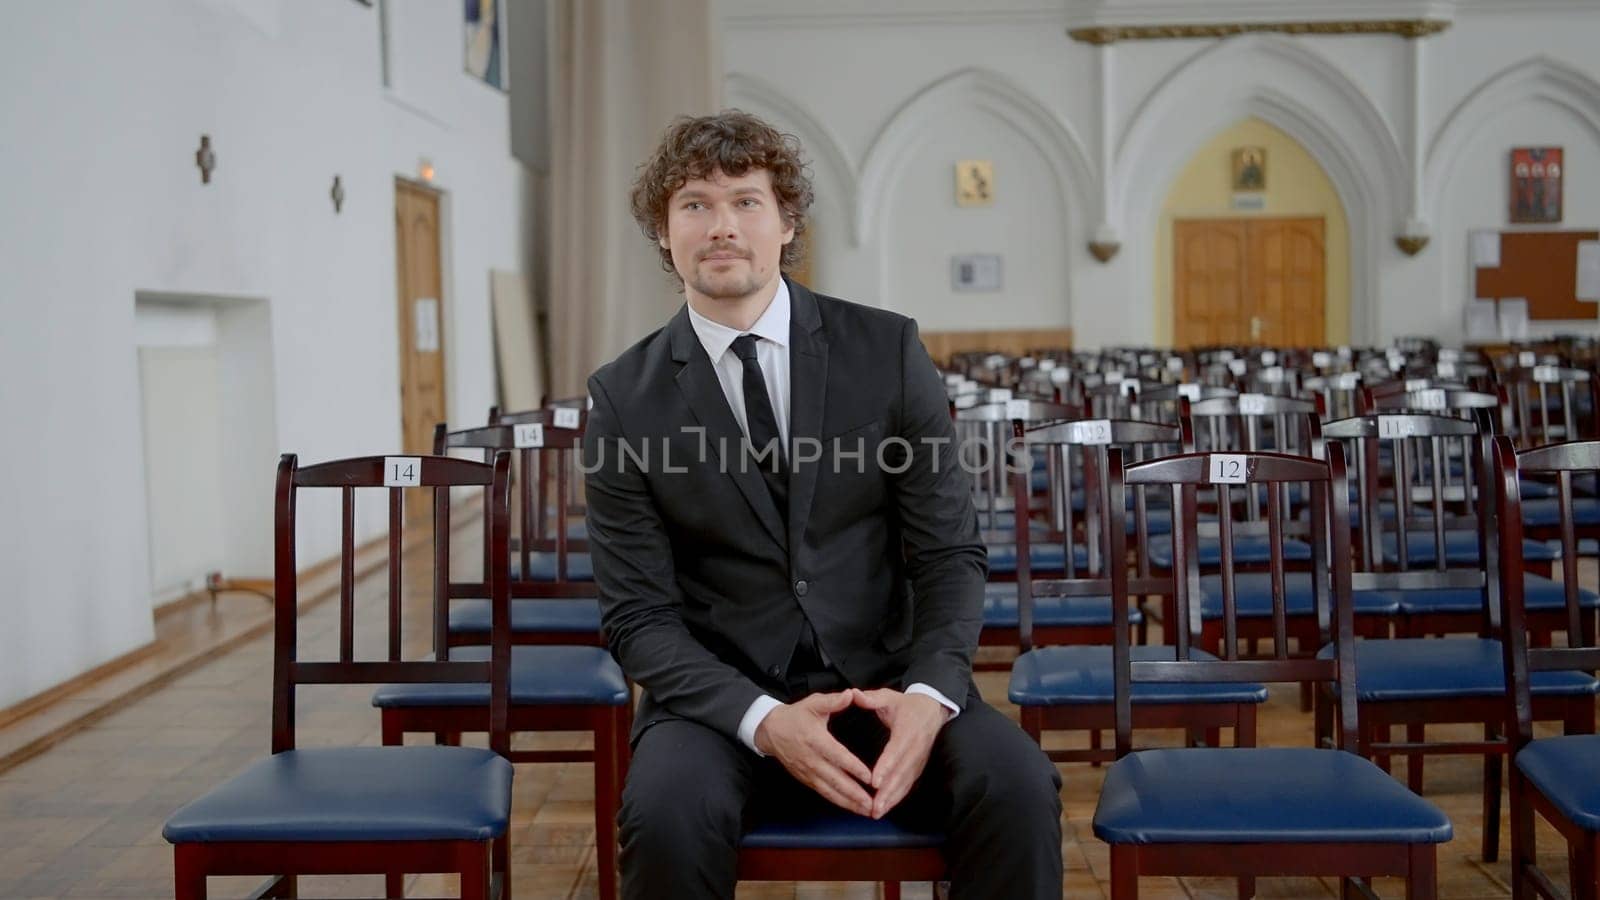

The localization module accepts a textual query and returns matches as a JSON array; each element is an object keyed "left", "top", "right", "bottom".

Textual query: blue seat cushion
[
  {"left": 1379, "top": 531, "right": 1559, "bottom": 566},
  {"left": 741, "top": 805, "right": 944, "bottom": 850},
  {"left": 1314, "top": 638, "right": 1599, "bottom": 701},
  {"left": 1146, "top": 534, "right": 1313, "bottom": 569},
  {"left": 1520, "top": 498, "right": 1600, "bottom": 527},
  {"left": 1093, "top": 748, "right": 1452, "bottom": 844},
  {"left": 982, "top": 582, "right": 1143, "bottom": 629},
  {"left": 1391, "top": 574, "right": 1599, "bottom": 615},
  {"left": 371, "top": 645, "right": 630, "bottom": 707},
  {"left": 1198, "top": 573, "right": 1399, "bottom": 619},
  {"left": 986, "top": 542, "right": 1087, "bottom": 575},
  {"left": 162, "top": 746, "right": 512, "bottom": 843},
  {"left": 449, "top": 598, "right": 601, "bottom": 636},
  {"left": 510, "top": 552, "right": 593, "bottom": 582},
  {"left": 1008, "top": 646, "right": 1268, "bottom": 706},
  {"left": 1517, "top": 735, "right": 1600, "bottom": 832}
]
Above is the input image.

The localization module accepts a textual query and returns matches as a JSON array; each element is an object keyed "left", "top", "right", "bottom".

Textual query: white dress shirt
[{"left": 684, "top": 278, "right": 960, "bottom": 756}]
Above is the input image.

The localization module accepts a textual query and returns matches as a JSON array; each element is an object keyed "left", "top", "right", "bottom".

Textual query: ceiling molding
[{"left": 1068, "top": 19, "right": 1449, "bottom": 44}]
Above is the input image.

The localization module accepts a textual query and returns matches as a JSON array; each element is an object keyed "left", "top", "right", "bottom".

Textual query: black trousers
[{"left": 617, "top": 687, "right": 1063, "bottom": 899}]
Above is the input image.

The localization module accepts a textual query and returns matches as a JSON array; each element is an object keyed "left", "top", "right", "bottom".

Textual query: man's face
[{"left": 660, "top": 167, "right": 794, "bottom": 305}]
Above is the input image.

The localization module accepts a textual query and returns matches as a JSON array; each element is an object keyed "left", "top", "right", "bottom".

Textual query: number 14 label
[
  {"left": 385, "top": 457, "right": 421, "bottom": 487},
  {"left": 1209, "top": 454, "right": 1249, "bottom": 484}
]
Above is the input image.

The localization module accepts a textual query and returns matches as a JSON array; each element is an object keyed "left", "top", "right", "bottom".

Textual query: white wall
[
  {"left": 0, "top": 0, "right": 528, "bottom": 708},
  {"left": 721, "top": 0, "right": 1600, "bottom": 349}
]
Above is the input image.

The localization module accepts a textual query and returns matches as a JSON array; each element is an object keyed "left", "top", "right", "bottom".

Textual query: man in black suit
[{"left": 583, "top": 110, "right": 1062, "bottom": 899}]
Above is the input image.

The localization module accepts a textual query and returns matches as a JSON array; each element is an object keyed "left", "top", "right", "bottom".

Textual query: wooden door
[
  {"left": 394, "top": 179, "right": 447, "bottom": 455},
  {"left": 1175, "top": 217, "right": 1325, "bottom": 348},
  {"left": 1174, "top": 219, "right": 1248, "bottom": 347}
]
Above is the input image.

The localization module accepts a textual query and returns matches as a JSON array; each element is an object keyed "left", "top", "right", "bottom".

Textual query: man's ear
[{"left": 658, "top": 230, "right": 670, "bottom": 250}]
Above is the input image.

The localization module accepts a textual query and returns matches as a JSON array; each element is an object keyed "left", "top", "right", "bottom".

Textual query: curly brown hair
[{"left": 631, "top": 110, "right": 813, "bottom": 277}]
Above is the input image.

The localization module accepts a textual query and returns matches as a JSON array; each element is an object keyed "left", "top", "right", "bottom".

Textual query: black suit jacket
[{"left": 582, "top": 279, "right": 987, "bottom": 743}]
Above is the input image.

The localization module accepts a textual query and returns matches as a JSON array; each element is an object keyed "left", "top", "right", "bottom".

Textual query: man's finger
[
  {"left": 815, "top": 733, "right": 874, "bottom": 785},
  {"left": 872, "top": 770, "right": 914, "bottom": 819},
  {"left": 872, "top": 732, "right": 907, "bottom": 790},
  {"left": 852, "top": 688, "right": 895, "bottom": 710},
  {"left": 803, "top": 758, "right": 874, "bottom": 816},
  {"left": 807, "top": 690, "right": 857, "bottom": 714}
]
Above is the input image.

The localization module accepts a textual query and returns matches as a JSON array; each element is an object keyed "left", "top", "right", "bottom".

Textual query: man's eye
[{"left": 739, "top": 198, "right": 759, "bottom": 207}]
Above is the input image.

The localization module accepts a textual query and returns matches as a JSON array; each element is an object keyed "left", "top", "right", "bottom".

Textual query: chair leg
[
  {"left": 173, "top": 845, "right": 207, "bottom": 900},
  {"left": 881, "top": 882, "right": 901, "bottom": 900},
  {"left": 459, "top": 842, "right": 491, "bottom": 900},
  {"left": 385, "top": 872, "right": 405, "bottom": 897},
  {"left": 595, "top": 710, "right": 622, "bottom": 900},
  {"left": 1110, "top": 844, "right": 1139, "bottom": 900},
  {"left": 1237, "top": 875, "right": 1256, "bottom": 899},
  {"left": 1406, "top": 724, "right": 1425, "bottom": 793},
  {"left": 1299, "top": 681, "right": 1312, "bottom": 713},
  {"left": 1509, "top": 767, "right": 1539, "bottom": 900},
  {"left": 1483, "top": 723, "right": 1502, "bottom": 863},
  {"left": 1571, "top": 833, "right": 1600, "bottom": 900},
  {"left": 1406, "top": 844, "right": 1438, "bottom": 900},
  {"left": 382, "top": 713, "right": 402, "bottom": 747},
  {"left": 495, "top": 832, "right": 512, "bottom": 900},
  {"left": 1237, "top": 704, "right": 1257, "bottom": 748}
]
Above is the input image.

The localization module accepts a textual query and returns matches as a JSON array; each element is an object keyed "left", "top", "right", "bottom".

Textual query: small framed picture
[
  {"left": 951, "top": 254, "right": 1002, "bottom": 292},
  {"left": 1232, "top": 147, "right": 1266, "bottom": 192},
  {"left": 465, "top": 0, "right": 506, "bottom": 91},
  {"left": 1510, "top": 147, "right": 1562, "bottom": 224}
]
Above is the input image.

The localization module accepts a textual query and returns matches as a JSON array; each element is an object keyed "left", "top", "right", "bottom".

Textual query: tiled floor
[{"left": 0, "top": 535, "right": 1590, "bottom": 898}]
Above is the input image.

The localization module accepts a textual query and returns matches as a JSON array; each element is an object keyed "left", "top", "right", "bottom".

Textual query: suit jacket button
[
  {"left": 794, "top": 580, "right": 809, "bottom": 597},
  {"left": 768, "top": 665, "right": 783, "bottom": 677}
]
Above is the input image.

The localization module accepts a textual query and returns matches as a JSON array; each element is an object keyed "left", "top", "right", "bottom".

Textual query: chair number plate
[
  {"left": 1436, "top": 362, "right": 1457, "bottom": 379},
  {"left": 1210, "top": 454, "right": 1249, "bottom": 484},
  {"left": 1412, "top": 389, "right": 1447, "bottom": 411},
  {"left": 1120, "top": 380, "right": 1140, "bottom": 397},
  {"left": 1260, "top": 366, "right": 1284, "bottom": 384},
  {"left": 553, "top": 408, "right": 581, "bottom": 429},
  {"left": 1520, "top": 351, "right": 1537, "bottom": 367},
  {"left": 1312, "top": 352, "right": 1331, "bottom": 368},
  {"left": 1533, "top": 365, "right": 1560, "bottom": 384},
  {"left": 1377, "top": 416, "right": 1417, "bottom": 439},
  {"left": 1336, "top": 372, "right": 1361, "bottom": 390},
  {"left": 1070, "top": 419, "right": 1112, "bottom": 445},
  {"left": 987, "top": 388, "right": 1012, "bottom": 403},
  {"left": 1228, "top": 359, "right": 1248, "bottom": 376},
  {"left": 1005, "top": 399, "right": 1031, "bottom": 419},
  {"left": 1167, "top": 357, "right": 1185, "bottom": 372},
  {"left": 1178, "top": 383, "right": 1201, "bottom": 401},
  {"left": 385, "top": 457, "right": 421, "bottom": 487},
  {"left": 514, "top": 423, "right": 545, "bottom": 448},
  {"left": 1104, "top": 370, "right": 1125, "bottom": 383},
  {"left": 1405, "top": 378, "right": 1428, "bottom": 392},
  {"left": 1239, "top": 393, "right": 1269, "bottom": 415}
]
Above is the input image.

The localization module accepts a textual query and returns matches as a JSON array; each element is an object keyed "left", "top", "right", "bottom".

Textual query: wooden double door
[{"left": 1174, "top": 217, "right": 1325, "bottom": 348}]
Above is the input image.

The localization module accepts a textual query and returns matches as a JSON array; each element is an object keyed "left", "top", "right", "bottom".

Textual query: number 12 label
[{"left": 1210, "top": 454, "right": 1249, "bottom": 484}]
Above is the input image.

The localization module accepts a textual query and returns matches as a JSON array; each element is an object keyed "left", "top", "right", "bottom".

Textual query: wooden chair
[
  {"left": 433, "top": 422, "right": 602, "bottom": 649},
  {"left": 1007, "top": 417, "right": 1265, "bottom": 764},
  {"left": 1311, "top": 413, "right": 1596, "bottom": 863},
  {"left": 1495, "top": 436, "right": 1600, "bottom": 900},
  {"left": 1093, "top": 445, "right": 1451, "bottom": 899},
  {"left": 164, "top": 452, "right": 516, "bottom": 899}
]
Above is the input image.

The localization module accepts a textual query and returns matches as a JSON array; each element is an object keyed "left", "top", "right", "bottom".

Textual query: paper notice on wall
[
  {"left": 1471, "top": 230, "right": 1501, "bottom": 268},
  {"left": 1464, "top": 299, "right": 1499, "bottom": 341},
  {"left": 1577, "top": 241, "right": 1600, "bottom": 302},
  {"left": 1498, "top": 298, "right": 1530, "bottom": 341},
  {"left": 415, "top": 298, "right": 440, "bottom": 352}
]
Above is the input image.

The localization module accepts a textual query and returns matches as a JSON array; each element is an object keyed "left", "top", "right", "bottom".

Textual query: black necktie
[{"left": 731, "top": 334, "right": 788, "bottom": 515}]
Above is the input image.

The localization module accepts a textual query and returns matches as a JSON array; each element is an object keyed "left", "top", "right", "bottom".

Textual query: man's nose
[{"left": 707, "top": 205, "right": 740, "bottom": 242}]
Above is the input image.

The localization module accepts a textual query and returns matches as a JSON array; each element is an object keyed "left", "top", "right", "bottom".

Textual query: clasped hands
[{"left": 753, "top": 687, "right": 949, "bottom": 820}]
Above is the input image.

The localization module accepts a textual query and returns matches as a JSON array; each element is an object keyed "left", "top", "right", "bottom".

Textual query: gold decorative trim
[
  {"left": 1395, "top": 235, "right": 1431, "bottom": 256},
  {"left": 1088, "top": 240, "right": 1122, "bottom": 263},
  {"left": 1068, "top": 19, "right": 1450, "bottom": 43}
]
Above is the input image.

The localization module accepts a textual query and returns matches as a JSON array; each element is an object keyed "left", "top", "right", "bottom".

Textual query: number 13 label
[{"left": 1210, "top": 454, "right": 1249, "bottom": 484}]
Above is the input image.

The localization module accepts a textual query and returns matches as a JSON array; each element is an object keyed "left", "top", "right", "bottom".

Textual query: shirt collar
[{"left": 686, "top": 277, "right": 791, "bottom": 363}]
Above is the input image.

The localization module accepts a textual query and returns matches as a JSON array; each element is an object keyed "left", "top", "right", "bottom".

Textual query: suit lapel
[
  {"left": 669, "top": 307, "right": 787, "bottom": 549},
  {"left": 786, "top": 280, "right": 828, "bottom": 562}
]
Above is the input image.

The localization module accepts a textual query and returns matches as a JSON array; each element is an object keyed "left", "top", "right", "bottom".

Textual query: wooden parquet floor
[{"left": 0, "top": 529, "right": 1590, "bottom": 898}]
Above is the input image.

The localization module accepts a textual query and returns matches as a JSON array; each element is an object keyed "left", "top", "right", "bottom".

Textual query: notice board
[{"left": 1474, "top": 229, "right": 1600, "bottom": 320}]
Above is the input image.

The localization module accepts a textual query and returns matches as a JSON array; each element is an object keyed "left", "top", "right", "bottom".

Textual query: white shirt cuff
[
  {"left": 906, "top": 683, "right": 960, "bottom": 721},
  {"left": 738, "top": 694, "right": 785, "bottom": 755}
]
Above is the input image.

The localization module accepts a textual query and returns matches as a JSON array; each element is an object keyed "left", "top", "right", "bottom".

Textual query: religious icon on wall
[
  {"left": 1510, "top": 147, "right": 1563, "bottom": 224},
  {"left": 465, "top": 0, "right": 505, "bottom": 90},
  {"left": 956, "top": 160, "right": 994, "bottom": 206},
  {"left": 1232, "top": 147, "right": 1266, "bottom": 192}
]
